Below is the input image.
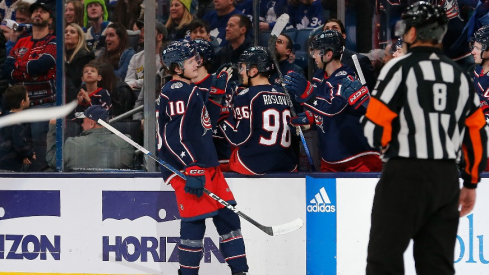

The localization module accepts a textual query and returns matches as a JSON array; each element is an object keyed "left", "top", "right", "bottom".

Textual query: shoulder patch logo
[
  {"left": 171, "top": 82, "right": 183, "bottom": 89},
  {"left": 238, "top": 88, "right": 249, "bottom": 96},
  {"left": 335, "top": 70, "right": 347, "bottom": 77}
]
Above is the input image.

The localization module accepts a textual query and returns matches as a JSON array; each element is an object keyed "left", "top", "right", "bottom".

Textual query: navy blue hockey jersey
[
  {"left": 304, "top": 65, "right": 379, "bottom": 163},
  {"left": 220, "top": 85, "right": 297, "bottom": 174},
  {"left": 157, "top": 80, "right": 219, "bottom": 183},
  {"left": 194, "top": 74, "right": 233, "bottom": 164},
  {"left": 473, "top": 66, "right": 489, "bottom": 118}
]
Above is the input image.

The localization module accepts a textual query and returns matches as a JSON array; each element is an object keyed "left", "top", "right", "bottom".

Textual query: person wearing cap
[
  {"left": 3, "top": 0, "right": 56, "bottom": 171},
  {"left": 165, "top": 0, "right": 194, "bottom": 41},
  {"left": 84, "top": 0, "right": 111, "bottom": 57},
  {"left": 125, "top": 22, "right": 167, "bottom": 93},
  {"left": 46, "top": 105, "right": 134, "bottom": 171},
  {"left": 0, "top": 0, "right": 36, "bottom": 22}
]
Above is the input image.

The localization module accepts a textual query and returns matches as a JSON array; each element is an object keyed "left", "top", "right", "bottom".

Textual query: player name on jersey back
[{"left": 263, "top": 94, "right": 289, "bottom": 106}]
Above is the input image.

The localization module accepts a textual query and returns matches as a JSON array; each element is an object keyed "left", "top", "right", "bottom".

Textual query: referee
[{"left": 363, "top": 2, "right": 489, "bottom": 275}]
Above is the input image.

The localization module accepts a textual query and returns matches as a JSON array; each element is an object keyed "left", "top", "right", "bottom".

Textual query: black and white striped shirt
[{"left": 363, "top": 46, "right": 489, "bottom": 187}]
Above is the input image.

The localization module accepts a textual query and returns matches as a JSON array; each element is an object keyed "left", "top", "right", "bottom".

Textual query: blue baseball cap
[{"left": 75, "top": 105, "right": 109, "bottom": 123}]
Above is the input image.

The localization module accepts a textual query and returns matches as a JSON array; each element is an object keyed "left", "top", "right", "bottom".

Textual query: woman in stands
[
  {"left": 165, "top": 0, "right": 194, "bottom": 41},
  {"left": 65, "top": 23, "right": 95, "bottom": 104},
  {"left": 65, "top": 0, "right": 84, "bottom": 27},
  {"left": 98, "top": 22, "right": 135, "bottom": 80}
]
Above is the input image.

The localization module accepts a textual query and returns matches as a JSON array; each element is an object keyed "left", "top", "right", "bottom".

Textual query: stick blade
[
  {"left": 271, "top": 13, "right": 290, "bottom": 38},
  {"left": 0, "top": 100, "right": 77, "bottom": 128},
  {"left": 270, "top": 218, "right": 304, "bottom": 236}
]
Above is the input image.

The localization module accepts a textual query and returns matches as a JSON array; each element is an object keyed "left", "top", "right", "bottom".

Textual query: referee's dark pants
[{"left": 366, "top": 158, "right": 460, "bottom": 275}]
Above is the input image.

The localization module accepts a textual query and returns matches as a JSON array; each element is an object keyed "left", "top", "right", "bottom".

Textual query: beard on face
[{"left": 32, "top": 16, "right": 49, "bottom": 27}]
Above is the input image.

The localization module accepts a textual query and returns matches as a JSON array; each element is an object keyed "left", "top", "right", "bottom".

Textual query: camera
[{"left": 13, "top": 23, "right": 32, "bottom": 32}]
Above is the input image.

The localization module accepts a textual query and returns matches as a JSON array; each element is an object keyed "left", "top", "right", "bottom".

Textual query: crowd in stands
[{"left": 0, "top": 0, "right": 485, "bottom": 173}]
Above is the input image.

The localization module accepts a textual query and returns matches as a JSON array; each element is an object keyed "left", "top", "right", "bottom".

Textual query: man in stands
[
  {"left": 202, "top": 0, "right": 242, "bottom": 47},
  {"left": 46, "top": 105, "right": 134, "bottom": 171},
  {"left": 323, "top": 18, "right": 376, "bottom": 91},
  {"left": 270, "top": 33, "right": 304, "bottom": 85},
  {"left": 220, "top": 14, "right": 253, "bottom": 65},
  {"left": 84, "top": 0, "right": 111, "bottom": 57},
  {"left": 3, "top": 0, "right": 56, "bottom": 171}
]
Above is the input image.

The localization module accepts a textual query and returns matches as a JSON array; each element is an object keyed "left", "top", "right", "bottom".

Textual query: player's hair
[
  {"left": 230, "top": 14, "right": 252, "bottom": 36},
  {"left": 65, "top": 0, "right": 84, "bottom": 27},
  {"left": 188, "top": 19, "right": 210, "bottom": 34},
  {"left": 5, "top": 85, "right": 27, "bottom": 110},
  {"left": 65, "top": 23, "right": 89, "bottom": 63},
  {"left": 324, "top": 18, "right": 346, "bottom": 35},
  {"left": 82, "top": 61, "right": 103, "bottom": 86}
]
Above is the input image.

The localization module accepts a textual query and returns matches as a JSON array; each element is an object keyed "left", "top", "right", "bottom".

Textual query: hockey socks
[
  {"left": 178, "top": 239, "right": 203, "bottom": 275},
  {"left": 220, "top": 229, "right": 248, "bottom": 274}
]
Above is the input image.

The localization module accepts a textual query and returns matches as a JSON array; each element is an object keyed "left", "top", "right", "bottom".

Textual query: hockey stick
[
  {"left": 0, "top": 100, "right": 77, "bottom": 128},
  {"left": 98, "top": 119, "right": 304, "bottom": 236},
  {"left": 268, "top": 14, "right": 316, "bottom": 172},
  {"left": 352, "top": 54, "right": 366, "bottom": 85}
]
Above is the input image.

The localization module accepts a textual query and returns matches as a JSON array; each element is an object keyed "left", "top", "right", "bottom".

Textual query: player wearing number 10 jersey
[{"left": 220, "top": 46, "right": 297, "bottom": 175}]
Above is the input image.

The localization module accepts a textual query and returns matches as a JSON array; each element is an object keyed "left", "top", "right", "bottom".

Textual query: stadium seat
[
  {"left": 127, "top": 33, "right": 140, "bottom": 51},
  {"left": 294, "top": 51, "right": 309, "bottom": 72},
  {"left": 283, "top": 29, "right": 297, "bottom": 43},
  {"left": 295, "top": 28, "right": 313, "bottom": 51}
]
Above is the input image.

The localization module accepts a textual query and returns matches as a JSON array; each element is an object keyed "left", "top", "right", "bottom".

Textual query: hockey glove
[
  {"left": 290, "top": 110, "right": 314, "bottom": 127},
  {"left": 211, "top": 67, "right": 233, "bottom": 98},
  {"left": 184, "top": 164, "right": 206, "bottom": 198},
  {"left": 283, "top": 71, "right": 315, "bottom": 103},
  {"left": 340, "top": 76, "right": 370, "bottom": 109}
]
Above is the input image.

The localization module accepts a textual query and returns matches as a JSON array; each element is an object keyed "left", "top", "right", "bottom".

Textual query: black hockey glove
[
  {"left": 184, "top": 163, "right": 206, "bottom": 198},
  {"left": 283, "top": 71, "right": 315, "bottom": 103}
]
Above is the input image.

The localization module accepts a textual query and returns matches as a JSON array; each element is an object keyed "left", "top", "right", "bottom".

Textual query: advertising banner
[{"left": 0, "top": 177, "right": 306, "bottom": 275}]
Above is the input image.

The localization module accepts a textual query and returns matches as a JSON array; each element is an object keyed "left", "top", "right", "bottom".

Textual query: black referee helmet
[{"left": 395, "top": 1, "right": 448, "bottom": 43}]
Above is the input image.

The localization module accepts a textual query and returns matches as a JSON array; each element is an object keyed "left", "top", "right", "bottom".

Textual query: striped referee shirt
[{"left": 362, "top": 46, "right": 489, "bottom": 187}]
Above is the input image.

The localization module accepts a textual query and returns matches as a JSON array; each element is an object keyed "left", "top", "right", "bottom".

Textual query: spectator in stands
[
  {"left": 259, "top": 0, "right": 288, "bottom": 31},
  {"left": 392, "top": 37, "right": 404, "bottom": 58},
  {"left": 220, "top": 13, "right": 253, "bottom": 65},
  {"left": 3, "top": 0, "right": 56, "bottom": 171},
  {"left": 112, "top": 0, "right": 143, "bottom": 30},
  {"left": 270, "top": 33, "right": 304, "bottom": 85},
  {"left": 131, "top": 19, "right": 144, "bottom": 53},
  {"left": 0, "top": 85, "right": 35, "bottom": 172},
  {"left": 74, "top": 62, "right": 111, "bottom": 117},
  {"left": 288, "top": 0, "right": 324, "bottom": 30},
  {"left": 0, "top": 31, "right": 7, "bottom": 114},
  {"left": 46, "top": 105, "right": 134, "bottom": 171},
  {"left": 188, "top": 19, "right": 220, "bottom": 54},
  {"left": 1, "top": 19, "right": 15, "bottom": 41},
  {"left": 235, "top": 0, "right": 253, "bottom": 20},
  {"left": 14, "top": 1, "right": 32, "bottom": 24},
  {"left": 323, "top": 18, "right": 376, "bottom": 91},
  {"left": 382, "top": 42, "right": 394, "bottom": 64},
  {"left": 98, "top": 22, "right": 135, "bottom": 80},
  {"left": 65, "top": 0, "right": 84, "bottom": 27},
  {"left": 125, "top": 22, "right": 166, "bottom": 94},
  {"left": 97, "top": 61, "right": 135, "bottom": 118},
  {"left": 202, "top": 0, "right": 242, "bottom": 47},
  {"left": 165, "top": 0, "right": 193, "bottom": 41},
  {"left": 65, "top": 23, "right": 95, "bottom": 104},
  {"left": 84, "top": 0, "right": 111, "bottom": 57},
  {"left": 0, "top": 0, "right": 34, "bottom": 22}
]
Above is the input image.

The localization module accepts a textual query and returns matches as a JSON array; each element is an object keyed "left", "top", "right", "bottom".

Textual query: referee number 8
[{"left": 433, "top": 83, "right": 447, "bottom": 111}]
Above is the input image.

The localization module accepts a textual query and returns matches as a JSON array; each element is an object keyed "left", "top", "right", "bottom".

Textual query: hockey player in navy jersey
[
  {"left": 219, "top": 46, "right": 297, "bottom": 175},
  {"left": 192, "top": 39, "right": 234, "bottom": 171},
  {"left": 471, "top": 25, "right": 489, "bottom": 123},
  {"left": 283, "top": 30, "right": 382, "bottom": 172},
  {"left": 158, "top": 40, "right": 250, "bottom": 275}
]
